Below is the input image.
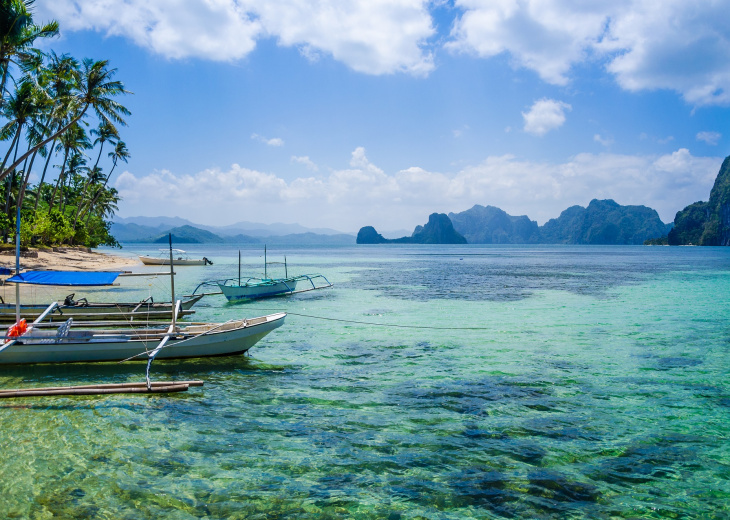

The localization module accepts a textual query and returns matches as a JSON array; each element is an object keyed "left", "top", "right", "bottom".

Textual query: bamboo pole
[
  {"left": 9, "top": 320, "right": 210, "bottom": 328},
  {"left": 0, "top": 383, "right": 197, "bottom": 398},
  {"left": 0, "top": 309, "right": 196, "bottom": 323},
  {"left": 14, "top": 206, "right": 20, "bottom": 323},
  {"left": 0, "top": 380, "right": 204, "bottom": 395}
]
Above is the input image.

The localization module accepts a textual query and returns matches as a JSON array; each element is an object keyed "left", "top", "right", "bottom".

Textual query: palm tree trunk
[
  {"left": 4, "top": 128, "right": 23, "bottom": 215},
  {"left": 48, "top": 146, "right": 70, "bottom": 214},
  {"left": 0, "top": 57, "right": 10, "bottom": 107},
  {"left": 33, "top": 139, "right": 57, "bottom": 212},
  {"left": 0, "top": 126, "right": 21, "bottom": 173},
  {"left": 17, "top": 147, "right": 40, "bottom": 210}
]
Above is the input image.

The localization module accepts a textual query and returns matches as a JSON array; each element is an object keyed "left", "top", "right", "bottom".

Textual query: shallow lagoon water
[{"left": 1, "top": 244, "right": 729, "bottom": 519}]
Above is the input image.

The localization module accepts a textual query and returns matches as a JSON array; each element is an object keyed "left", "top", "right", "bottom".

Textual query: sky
[{"left": 33, "top": 0, "right": 730, "bottom": 233}]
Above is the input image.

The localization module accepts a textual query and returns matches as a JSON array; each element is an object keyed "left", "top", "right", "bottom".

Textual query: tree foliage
[
  {"left": 668, "top": 156, "right": 730, "bottom": 246},
  {"left": 0, "top": 0, "right": 129, "bottom": 248},
  {"left": 0, "top": 0, "right": 129, "bottom": 247}
]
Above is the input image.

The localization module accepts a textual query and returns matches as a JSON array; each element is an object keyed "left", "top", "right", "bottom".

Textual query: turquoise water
[{"left": 1, "top": 245, "right": 729, "bottom": 519}]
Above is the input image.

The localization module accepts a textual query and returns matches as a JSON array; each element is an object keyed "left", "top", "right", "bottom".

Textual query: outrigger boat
[
  {"left": 0, "top": 304, "right": 285, "bottom": 364},
  {"left": 139, "top": 249, "right": 213, "bottom": 266},
  {"left": 0, "top": 270, "right": 203, "bottom": 322},
  {"left": 0, "top": 235, "right": 286, "bottom": 366},
  {"left": 0, "top": 293, "right": 203, "bottom": 323},
  {"left": 192, "top": 247, "right": 332, "bottom": 302}
]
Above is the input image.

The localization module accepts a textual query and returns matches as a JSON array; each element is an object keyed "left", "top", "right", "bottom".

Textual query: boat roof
[
  {"left": 159, "top": 248, "right": 186, "bottom": 254},
  {"left": 5, "top": 270, "right": 122, "bottom": 286}
]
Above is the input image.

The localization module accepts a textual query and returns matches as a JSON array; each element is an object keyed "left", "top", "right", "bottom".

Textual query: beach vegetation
[{"left": 0, "top": 0, "right": 129, "bottom": 247}]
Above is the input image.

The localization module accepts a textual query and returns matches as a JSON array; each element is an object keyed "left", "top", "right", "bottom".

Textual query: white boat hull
[
  {"left": 0, "top": 313, "right": 285, "bottom": 364},
  {"left": 139, "top": 256, "right": 207, "bottom": 266},
  {"left": 219, "top": 280, "right": 298, "bottom": 301}
]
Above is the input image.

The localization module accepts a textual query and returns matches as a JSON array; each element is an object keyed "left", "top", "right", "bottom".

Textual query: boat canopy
[{"left": 6, "top": 271, "right": 122, "bottom": 286}]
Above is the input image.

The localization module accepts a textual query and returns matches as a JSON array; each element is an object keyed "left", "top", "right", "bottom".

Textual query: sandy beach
[
  {"left": 0, "top": 247, "right": 138, "bottom": 272},
  {"left": 0, "top": 247, "right": 141, "bottom": 304}
]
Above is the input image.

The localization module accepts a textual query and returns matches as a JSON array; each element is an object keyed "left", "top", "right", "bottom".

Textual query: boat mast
[
  {"left": 15, "top": 206, "right": 20, "bottom": 323},
  {"left": 168, "top": 234, "right": 176, "bottom": 329},
  {"left": 285, "top": 256, "right": 288, "bottom": 278},
  {"left": 264, "top": 245, "right": 267, "bottom": 279},
  {"left": 238, "top": 250, "right": 241, "bottom": 285}
]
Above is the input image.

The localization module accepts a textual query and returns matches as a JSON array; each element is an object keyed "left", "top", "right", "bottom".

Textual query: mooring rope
[{"left": 235, "top": 308, "right": 492, "bottom": 331}]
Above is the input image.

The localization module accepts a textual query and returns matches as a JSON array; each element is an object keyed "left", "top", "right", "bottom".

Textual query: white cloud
[
  {"left": 448, "top": 0, "right": 730, "bottom": 105},
  {"left": 291, "top": 155, "right": 319, "bottom": 171},
  {"left": 36, "top": 1, "right": 730, "bottom": 101},
  {"left": 594, "top": 134, "right": 613, "bottom": 147},
  {"left": 115, "top": 147, "right": 723, "bottom": 230},
  {"left": 39, "top": 0, "right": 435, "bottom": 76},
  {"left": 522, "top": 99, "right": 571, "bottom": 136},
  {"left": 41, "top": 0, "right": 261, "bottom": 61},
  {"left": 696, "top": 131, "right": 721, "bottom": 145},
  {"left": 251, "top": 134, "right": 284, "bottom": 147}
]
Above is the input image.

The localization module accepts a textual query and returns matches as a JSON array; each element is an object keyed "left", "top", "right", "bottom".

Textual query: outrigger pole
[
  {"left": 15, "top": 206, "right": 20, "bottom": 324},
  {"left": 169, "top": 233, "right": 176, "bottom": 329}
]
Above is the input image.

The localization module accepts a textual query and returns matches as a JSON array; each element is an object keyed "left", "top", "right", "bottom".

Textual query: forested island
[
  {"left": 668, "top": 155, "right": 730, "bottom": 245},
  {"left": 358, "top": 199, "right": 672, "bottom": 245},
  {"left": 0, "top": 1, "right": 129, "bottom": 248},
  {"left": 358, "top": 156, "right": 730, "bottom": 246}
]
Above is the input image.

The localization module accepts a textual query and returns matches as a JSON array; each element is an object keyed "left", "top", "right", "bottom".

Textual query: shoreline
[
  {"left": 0, "top": 246, "right": 139, "bottom": 272},
  {"left": 1, "top": 248, "right": 141, "bottom": 304}
]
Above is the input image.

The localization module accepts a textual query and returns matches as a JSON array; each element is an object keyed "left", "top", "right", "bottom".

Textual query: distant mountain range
[
  {"left": 358, "top": 199, "right": 673, "bottom": 245},
  {"left": 113, "top": 216, "right": 347, "bottom": 237},
  {"left": 111, "top": 219, "right": 356, "bottom": 245},
  {"left": 119, "top": 156, "right": 730, "bottom": 248}
]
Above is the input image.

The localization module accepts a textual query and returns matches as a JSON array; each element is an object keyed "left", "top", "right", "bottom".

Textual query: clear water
[{"left": 1, "top": 244, "right": 729, "bottom": 519}]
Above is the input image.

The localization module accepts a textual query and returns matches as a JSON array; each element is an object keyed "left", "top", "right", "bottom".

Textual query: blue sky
[{"left": 34, "top": 0, "right": 729, "bottom": 232}]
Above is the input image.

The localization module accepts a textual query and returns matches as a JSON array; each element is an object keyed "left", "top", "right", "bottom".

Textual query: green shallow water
[{"left": 1, "top": 245, "right": 729, "bottom": 519}]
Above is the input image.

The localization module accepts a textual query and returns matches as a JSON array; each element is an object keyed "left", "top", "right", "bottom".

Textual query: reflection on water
[{"left": 1, "top": 245, "right": 729, "bottom": 518}]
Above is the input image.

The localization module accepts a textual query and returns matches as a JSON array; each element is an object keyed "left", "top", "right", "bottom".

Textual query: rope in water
[{"left": 240, "top": 308, "right": 492, "bottom": 330}]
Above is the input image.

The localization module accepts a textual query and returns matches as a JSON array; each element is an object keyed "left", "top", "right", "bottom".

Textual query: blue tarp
[
  {"left": 6, "top": 271, "right": 121, "bottom": 286},
  {"left": 0, "top": 267, "right": 12, "bottom": 275}
]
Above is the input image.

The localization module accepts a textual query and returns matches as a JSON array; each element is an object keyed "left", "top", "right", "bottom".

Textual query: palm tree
[
  {"left": 0, "top": 57, "right": 130, "bottom": 184},
  {"left": 0, "top": 78, "right": 36, "bottom": 172},
  {"left": 71, "top": 120, "right": 118, "bottom": 224},
  {"left": 1, "top": 77, "right": 39, "bottom": 214},
  {"left": 58, "top": 150, "right": 87, "bottom": 213},
  {"left": 71, "top": 164, "right": 103, "bottom": 227},
  {"left": 47, "top": 122, "right": 89, "bottom": 214},
  {"left": 28, "top": 52, "right": 78, "bottom": 211},
  {"left": 89, "top": 120, "right": 118, "bottom": 171},
  {"left": 87, "top": 186, "right": 119, "bottom": 223},
  {"left": 82, "top": 140, "right": 129, "bottom": 224},
  {"left": 0, "top": 0, "right": 59, "bottom": 106}
]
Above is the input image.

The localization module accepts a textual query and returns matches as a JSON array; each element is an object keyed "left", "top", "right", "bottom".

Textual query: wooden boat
[
  {"left": 139, "top": 249, "right": 212, "bottom": 266},
  {"left": 0, "top": 304, "right": 285, "bottom": 364},
  {"left": 0, "top": 294, "right": 203, "bottom": 323},
  {"left": 0, "top": 235, "right": 285, "bottom": 366},
  {"left": 192, "top": 248, "right": 332, "bottom": 302}
]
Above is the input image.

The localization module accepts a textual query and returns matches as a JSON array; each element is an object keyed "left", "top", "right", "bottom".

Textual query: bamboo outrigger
[
  {"left": 191, "top": 247, "right": 333, "bottom": 301},
  {"left": 0, "top": 226, "right": 286, "bottom": 397}
]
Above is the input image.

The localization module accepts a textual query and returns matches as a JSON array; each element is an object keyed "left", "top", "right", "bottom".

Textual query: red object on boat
[{"left": 7, "top": 318, "right": 27, "bottom": 338}]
